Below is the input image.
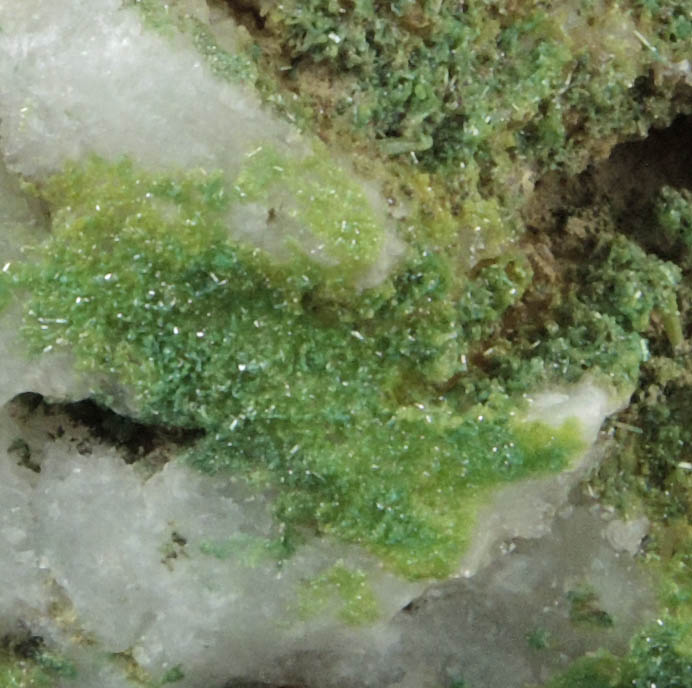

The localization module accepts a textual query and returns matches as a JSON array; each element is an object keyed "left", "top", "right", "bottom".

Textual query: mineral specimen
[{"left": 1, "top": 0, "right": 691, "bottom": 686}]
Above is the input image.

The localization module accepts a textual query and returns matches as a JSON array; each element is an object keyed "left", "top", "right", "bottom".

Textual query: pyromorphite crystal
[{"left": 10, "top": 155, "right": 587, "bottom": 579}]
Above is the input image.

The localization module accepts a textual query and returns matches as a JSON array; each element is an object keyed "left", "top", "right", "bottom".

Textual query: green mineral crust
[
  {"left": 10, "top": 154, "right": 585, "bottom": 579},
  {"left": 1, "top": 0, "right": 692, "bottom": 686}
]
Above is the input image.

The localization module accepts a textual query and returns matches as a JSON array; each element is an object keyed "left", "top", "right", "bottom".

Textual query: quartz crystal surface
[{"left": 1, "top": 1, "right": 691, "bottom": 687}]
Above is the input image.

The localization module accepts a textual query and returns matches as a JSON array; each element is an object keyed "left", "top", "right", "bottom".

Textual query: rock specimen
[{"left": 0, "top": 1, "right": 691, "bottom": 686}]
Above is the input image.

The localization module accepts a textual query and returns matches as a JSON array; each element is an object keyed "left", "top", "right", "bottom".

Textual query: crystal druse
[{"left": 1, "top": 1, "right": 691, "bottom": 687}]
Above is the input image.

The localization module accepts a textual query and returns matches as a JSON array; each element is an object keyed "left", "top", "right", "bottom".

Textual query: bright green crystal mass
[{"left": 9, "top": 155, "right": 584, "bottom": 578}]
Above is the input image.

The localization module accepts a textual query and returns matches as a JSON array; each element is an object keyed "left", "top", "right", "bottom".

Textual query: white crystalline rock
[
  {"left": 459, "top": 380, "right": 628, "bottom": 576},
  {"left": 0, "top": 390, "right": 656, "bottom": 687},
  {"left": 392, "top": 504, "right": 656, "bottom": 688},
  {"left": 0, "top": 303, "right": 93, "bottom": 406},
  {"left": 0, "top": 157, "right": 46, "bottom": 262},
  {"left": 0, "top": 0, "right": 297, "bottom": 178},
  {"left": 35, "top": 451, "right": 167, "bottom": 651},
  {"left": 0, "top": 411, "right": 45, "bottom": 637},
  {"left": 604, "top": 516, "right": 650, "bottom": 554},
  {"left": 0, "top": 405, "right": 422, "bottom": 686},
  {"left": 525, "top": 379, "right": 626, "bottom": 446},
  {"left": 0, "top": 381, "right": 628, "bottom": 686}
]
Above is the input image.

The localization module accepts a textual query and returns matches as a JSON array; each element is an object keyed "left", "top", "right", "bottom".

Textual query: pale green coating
[{"left": 298, "top": 562, "right": 380, "bottom": 626}]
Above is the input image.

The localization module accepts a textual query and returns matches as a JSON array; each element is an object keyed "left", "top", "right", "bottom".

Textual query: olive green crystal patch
[{"left": 14, "top": 156, "right": 585, "bottom": 578}]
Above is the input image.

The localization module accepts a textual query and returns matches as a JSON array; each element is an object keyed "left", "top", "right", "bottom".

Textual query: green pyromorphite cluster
[
  {"left": 256, "top": 0, "right": 691, "bottom": 199},
  {"left": 656, "top": 186, "right": 692, "bottom": 255},
  {"left": 7, "top": 155, "right": 585, "bottom": 579},
  {"left": 533, "top": 618, "right": 692, "bottom": 688},
  {"left": 266, "top": 0, "right": 573, "bottom": 165}
]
